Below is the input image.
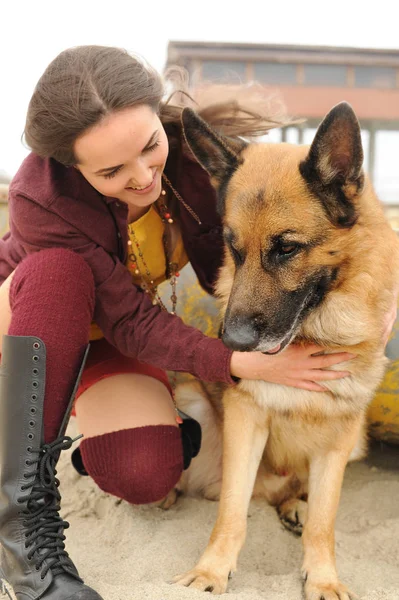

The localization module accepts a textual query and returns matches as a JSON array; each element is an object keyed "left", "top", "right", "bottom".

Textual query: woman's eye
[
  {"left": 104, "top": 166, "right": 122, "bottom": 179},
  {"left": 144, "top": 141, "right": 160, "bottom": 153}
]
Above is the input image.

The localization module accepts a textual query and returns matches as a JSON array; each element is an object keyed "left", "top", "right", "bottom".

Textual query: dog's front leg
[
  {"left": 302, "top": 421, "right": 361, "bottom": 600},
  {"left": 173, "top": 386, "right": 268, "bottom": 594}
]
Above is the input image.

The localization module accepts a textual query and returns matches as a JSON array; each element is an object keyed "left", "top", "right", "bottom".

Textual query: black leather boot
[{"left": 0, "top": 335, "right": 102, "bottom": 600}]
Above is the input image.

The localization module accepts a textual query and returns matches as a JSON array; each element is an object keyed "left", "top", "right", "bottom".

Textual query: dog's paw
[
  {"left": 277, "top": 498, "right": 308, "bottom": 536},
  {"left": 304, "top": 577, "right": 357, "bottom": 600},
  {"left": 156, "top": 487, "right": 182, "bottom": 510},
  {"left": 172, "top": 567, "right": 230, "bottom": 594}
]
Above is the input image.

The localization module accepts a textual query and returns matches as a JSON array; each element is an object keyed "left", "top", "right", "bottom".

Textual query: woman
[{"left": 0, "top": 46, "right": 363, "bottom": 600}]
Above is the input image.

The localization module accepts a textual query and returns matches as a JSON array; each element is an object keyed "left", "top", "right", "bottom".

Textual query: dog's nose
[{"left": 222, "top": 321, "right": 260, "bottom": 351}]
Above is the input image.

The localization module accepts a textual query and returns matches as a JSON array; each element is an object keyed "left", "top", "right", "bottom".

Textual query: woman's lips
[{"left": 126, "top": 172, "right": 157, "bottom": 195}]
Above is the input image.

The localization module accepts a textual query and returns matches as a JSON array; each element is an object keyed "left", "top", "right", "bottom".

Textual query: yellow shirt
[
  {"left": 90, "top": 206, "right": 189, "bottom": 341},
  {"left": 126, "top": 205, "right": 188, "bottom": 287}
]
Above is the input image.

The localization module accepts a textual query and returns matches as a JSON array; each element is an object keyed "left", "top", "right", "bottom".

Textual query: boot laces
[{"left": 18, "top": 435, "right": 83, "bottom": 581}]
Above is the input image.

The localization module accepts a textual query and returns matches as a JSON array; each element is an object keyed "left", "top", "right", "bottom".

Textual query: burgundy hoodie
[{"left": 0, "top": 150, "right": 234, "bottom": 384}]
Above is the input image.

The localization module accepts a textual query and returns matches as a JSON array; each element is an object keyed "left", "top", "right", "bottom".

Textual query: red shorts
[{"left": 73, "top": 338, "right": 173, "bottom": 415}]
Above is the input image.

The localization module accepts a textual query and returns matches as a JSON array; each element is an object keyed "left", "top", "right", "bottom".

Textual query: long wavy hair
[{"left": 24, "top": 45, "right": 290, "bottom": 167}]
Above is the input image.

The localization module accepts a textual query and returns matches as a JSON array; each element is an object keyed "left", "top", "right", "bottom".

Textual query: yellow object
[
  {"left": 126, "top": 206, "right": 188, "bottom": 287},
  {"left": 89, "top": 206, "right": 189, "bottom": 340},
  {"left": 368, "top": 364, "right": 399, "bottom": 444},
  {"left": 368, "top": 303, "right": 399, "bottom": 444},
  {"left": 89, "top": 324, "right": 107, "bottom": 341},
  {"left": 158, "top": 263, "right": 220, "bottom": 386}
]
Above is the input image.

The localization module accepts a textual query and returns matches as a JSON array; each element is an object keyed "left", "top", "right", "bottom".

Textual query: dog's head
[{"left": 182, "top": 102, "right": 365, "bottom": 353}]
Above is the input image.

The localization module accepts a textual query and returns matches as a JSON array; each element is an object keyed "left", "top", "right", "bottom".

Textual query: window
[
  {"left": 201, "top": 61, "right": 247, "bottom": 82},
  {"left": 303, "top": 64, "right": 347, "bottom": 86},
  {"left": 374, "top": 131, "right": 399, "bottom": 204},
  {"left": 253, "top": 63, "right": 297, "bottom": 85},
  {"left": 360, "top": 130, "right": 370, "bottom": 173},
  {"left": 286, "top": 127, "right": 300, "bottom": 144},
  {"left": 303, "top": 128, "right": 318, "bottom": 145},
  {"left": 354, "top": 66, "right": 396, "bottom": 89},
  {"left": 262, "top": 129, "right": 283, "bottom": 143}
]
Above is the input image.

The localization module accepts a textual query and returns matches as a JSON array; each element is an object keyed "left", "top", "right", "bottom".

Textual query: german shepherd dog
[{"left": 170, "top": 103, "right": 399, "bottom": 599}]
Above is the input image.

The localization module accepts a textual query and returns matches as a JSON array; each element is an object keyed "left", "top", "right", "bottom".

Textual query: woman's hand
[{"left": 230, "top": 343, "right": 356, "bottom": 392}]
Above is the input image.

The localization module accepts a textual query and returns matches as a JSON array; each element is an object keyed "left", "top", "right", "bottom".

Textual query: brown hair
[
  {"left": 24, "top": 45, "right": 164, "bottom": 166},
  {"left": 25, "top": 45, "right": 290, "bottom": 166}
]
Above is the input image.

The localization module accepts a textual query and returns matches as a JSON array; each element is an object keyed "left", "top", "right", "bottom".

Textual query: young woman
[{"left": 0, "top": 46, "right": 367, "bottom": 599}]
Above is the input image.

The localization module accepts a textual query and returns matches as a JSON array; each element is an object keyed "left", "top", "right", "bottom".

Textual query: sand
[{"left": 46, "top": 422, "right": 399, "bottom": 600}]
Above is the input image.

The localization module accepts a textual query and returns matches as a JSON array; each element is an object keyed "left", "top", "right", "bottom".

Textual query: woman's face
[{"left": 74, "top": 105, "right": 169, "bottom": 218}]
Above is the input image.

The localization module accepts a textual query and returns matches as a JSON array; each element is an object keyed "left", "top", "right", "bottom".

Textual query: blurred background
[
  {"left": 1, "top": 0, "right": 399, "bottom": 230},
  {"left": 167, "top": 41, "right": 399, "bottom": 212}
]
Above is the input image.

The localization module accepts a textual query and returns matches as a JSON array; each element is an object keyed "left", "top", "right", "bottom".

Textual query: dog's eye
[
  {"left": 279, "top": 244, "right": 298, "bottom": 255},
  {"left": 229, "top": 244, "right": 244, "bottom": 266},
  {"left": 274, "top": 243, "right": 301, "bottom": 261}
]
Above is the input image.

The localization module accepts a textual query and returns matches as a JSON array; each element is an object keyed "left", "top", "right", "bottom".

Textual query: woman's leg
[
  {"left": 75, "top": 373, "right": 184, "bottom": 505},
  {"left": 77, "top": 372, "right": 178, "bottom": 435},
  {"left": 0, "top": 249, "right": 101, "bottom": 600},
  {"left": 0, "top": 250, "right": 95, "bottom": 442},
  {"left": 0, "top": 270, "right": 14, "bottom": 351}
]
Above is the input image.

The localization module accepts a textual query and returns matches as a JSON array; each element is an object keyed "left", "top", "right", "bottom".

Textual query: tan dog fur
[{"left": 170, "top": 103, "right": 399, "bottom": 600}]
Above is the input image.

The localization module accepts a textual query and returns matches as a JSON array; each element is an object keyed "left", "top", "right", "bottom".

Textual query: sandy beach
[{"left": 45, "top": 422, "right": 399, "bottom": 600}]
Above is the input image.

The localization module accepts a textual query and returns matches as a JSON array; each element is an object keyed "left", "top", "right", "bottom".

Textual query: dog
[{"left": 169, "top": 102, "right": 399, "bottom": 600}]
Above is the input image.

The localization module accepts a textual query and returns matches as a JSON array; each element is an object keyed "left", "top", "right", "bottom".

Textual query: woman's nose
[{"left": 128, "top": 160, "right": 154, "bottom": 188}]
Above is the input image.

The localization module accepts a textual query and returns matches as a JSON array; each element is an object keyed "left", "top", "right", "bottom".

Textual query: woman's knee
[
  {"left": 9, "top": 248, "right": 95, "bottom": 313},
  {"left": 75, "top": 373, "right": 177, "bottom": 438},
  {"left": 80, "top": 425, "right": 184, "bottom": 505}
]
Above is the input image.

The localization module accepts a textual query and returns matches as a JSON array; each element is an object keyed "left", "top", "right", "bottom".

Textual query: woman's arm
[
  {"left": 10, "top": 192, "right": 234, "bottom": 383},
  {"left": 10, "top": 192, "right": 356, "bottom": 390}
]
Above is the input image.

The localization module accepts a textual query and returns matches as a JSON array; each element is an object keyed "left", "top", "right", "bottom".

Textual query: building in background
[
  {"left": 0, "top": 170, "right": 10, "bottom": 237},
  {"left": 166, "top": 41, "right": 399, "bottom": 220}
]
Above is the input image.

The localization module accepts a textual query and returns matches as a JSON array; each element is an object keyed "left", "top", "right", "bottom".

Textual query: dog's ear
[
  {"left": 299, "top": 102, "right": 364, "bottom": 227},
  {"left": 181, "top": 107, "right": 247, "bottom": 190}
]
